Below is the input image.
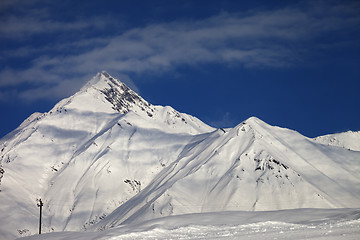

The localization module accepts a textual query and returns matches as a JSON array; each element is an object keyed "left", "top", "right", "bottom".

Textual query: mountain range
[{"left": 0, "top": 72, "right": 359, "bottom": 239}]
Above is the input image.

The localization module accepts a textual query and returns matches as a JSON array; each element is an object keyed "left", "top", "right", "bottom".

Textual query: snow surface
[
  {"left": 19, "top": 209, "right": 360, "bottom": 240},
  {"left": 0, "top": 72, "right": 359, "bottom": 239},
  {"left": 313, "top": 131, "right": 360, "bottom": 151}
]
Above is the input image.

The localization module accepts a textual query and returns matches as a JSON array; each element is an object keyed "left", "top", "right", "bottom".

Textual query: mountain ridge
[
  {"left": 93, "top": 116, "right": 360, "bottom": 230},
  {"left": 0, "top": 72, "right": 359, "bottom": 239},
  {"left": 312, "top": 130, "right": 360, "bottom": 151}
]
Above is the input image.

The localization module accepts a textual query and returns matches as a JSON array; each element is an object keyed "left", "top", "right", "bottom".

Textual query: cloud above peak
[{"left": 0, "top": 1, "right": 359, "bottom": 102}]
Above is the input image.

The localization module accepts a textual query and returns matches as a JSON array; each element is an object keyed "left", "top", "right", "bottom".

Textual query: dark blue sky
[{"left": 0, "top": 0, "right": 359, "bottom": 138}]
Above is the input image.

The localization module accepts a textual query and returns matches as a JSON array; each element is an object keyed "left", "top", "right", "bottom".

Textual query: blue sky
[{"left": 0, "top": 0, "right": 359, "bottom": 138}]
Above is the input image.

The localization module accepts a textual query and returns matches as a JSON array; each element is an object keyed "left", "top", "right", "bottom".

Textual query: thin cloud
[
  {"left": 0, "top": 1, "right": 359, "bottom": 102},
  {"left": 0, "top": 15, "right": 98, "bottom": 38},
  {"left": 0, "top": 2, "right": 107, "bottom": 39},
  {"left": 209, "top": 112, "right": 235, "bottom": 128}
]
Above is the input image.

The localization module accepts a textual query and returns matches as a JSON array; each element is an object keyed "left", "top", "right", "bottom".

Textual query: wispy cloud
[
  {"left": 0, "top": 16, "right": 91, "bottom": 37},
  {"left": 209, "top": 112, "right": 236, "bottom": 128},
  {"left": 0, "top": 1, "right": 359, "bottom": 102}
]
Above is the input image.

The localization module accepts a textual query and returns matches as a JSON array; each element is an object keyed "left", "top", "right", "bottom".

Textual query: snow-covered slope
[
  {"left": 0, "top": 72, "right": 359, "bottom": 239},
  {"left": 94, "top": 117, "right": 360, "bottom": 230},
  {"left": 312, "top": 131, "right": 360, "bottom": 151},
  {"left": 0, "top": 72, "right": 213, "bottom": 239}
]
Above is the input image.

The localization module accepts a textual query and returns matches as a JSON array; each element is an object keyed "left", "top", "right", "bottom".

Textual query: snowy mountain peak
[
  {"left": 234, "top": 116, "right": 271, "bottom": 137},
  {"left": 44, "top": 71, "right": 156, "bottom": 120},
  {"left": 240, "top": 116, "right": 264, "bottom": 129},
  {"left": 80, "top": 71, "right": 121, "bottom": 90},
  {"left": 312, "top": 130, "right": 360, "bottom": 151},
  {"left": 97, "top": 73, "right": 154, "bottom": 116}
]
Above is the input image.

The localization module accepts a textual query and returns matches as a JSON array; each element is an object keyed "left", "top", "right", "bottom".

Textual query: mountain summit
[
  {"left": 77, "top": 71, "right": 154, "bottom": 116},
  {"left": 0, "top": 72, "right": 359, "bottom": 239}
]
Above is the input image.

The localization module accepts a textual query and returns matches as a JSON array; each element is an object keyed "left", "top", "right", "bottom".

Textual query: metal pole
[{"left": 37, "top": 199, "right": 43, "bottom": 234}]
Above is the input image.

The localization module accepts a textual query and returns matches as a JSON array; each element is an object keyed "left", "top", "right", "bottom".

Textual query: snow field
[{"left": 19, "top": 208, "right": 360, "bottom": 240}]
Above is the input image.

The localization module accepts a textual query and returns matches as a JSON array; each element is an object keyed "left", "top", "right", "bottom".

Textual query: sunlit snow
[
  {"left": 0, "top": 72, "right": 359, "bottom": 240},
  {"left": 20, "top": 209, "right": 360, "bottom": 240}
]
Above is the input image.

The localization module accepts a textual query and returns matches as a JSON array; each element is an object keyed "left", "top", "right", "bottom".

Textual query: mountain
[
  {"left": 0, "top": 72, "right": 359, "bottom": 239},
  {"left": 0, "top": 72, "right": 213, "bottom": 239},
  {"left": 94, "top": 117, "right": 360, "bottom": 230},
  {"left": 312, "top": 131, "right": 360, "bottom": 151}
]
